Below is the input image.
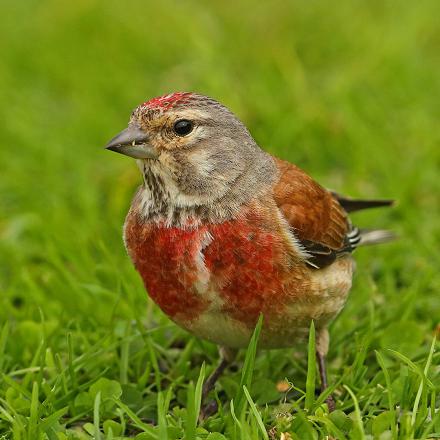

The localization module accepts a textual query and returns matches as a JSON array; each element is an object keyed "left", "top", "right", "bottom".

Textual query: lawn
[{"left": 1, "top": 1, "right": 439, "bottom": 438}]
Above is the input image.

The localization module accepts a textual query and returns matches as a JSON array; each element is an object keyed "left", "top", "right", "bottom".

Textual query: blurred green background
[{"left": 0, "top": 0, "right": 439, "bottom": 438}]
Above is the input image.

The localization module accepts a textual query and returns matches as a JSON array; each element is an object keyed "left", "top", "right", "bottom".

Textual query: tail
[
  {"left": 358, "top": 229, "right": 396, "bottom": 246},
  {"left": 332, "top": 193, "right": 395, "bottom": 213}
]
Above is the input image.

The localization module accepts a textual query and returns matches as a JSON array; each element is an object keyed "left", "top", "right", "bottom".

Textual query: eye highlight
[{"left": 173, "top": 119, "right": 194, "bottom": 136}]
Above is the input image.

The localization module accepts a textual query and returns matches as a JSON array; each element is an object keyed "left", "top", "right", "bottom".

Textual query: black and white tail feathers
[
  {"left": 334, "top": 193, "right": 396, "bottom": 246},
  {"left": 358, "top": 228, "right": 396, "bottom": 246}
]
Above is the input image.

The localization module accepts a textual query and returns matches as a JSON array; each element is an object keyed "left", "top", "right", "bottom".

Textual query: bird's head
[{"left": 105, "top": 93, "right": 276, "bottom": 219}]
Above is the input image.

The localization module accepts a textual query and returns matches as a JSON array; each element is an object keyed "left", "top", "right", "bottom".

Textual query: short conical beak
[{"left": 105, "top": 127, "right": 158, "bottom": 159}]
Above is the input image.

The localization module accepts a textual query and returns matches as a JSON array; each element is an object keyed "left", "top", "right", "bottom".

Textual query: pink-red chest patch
[
  {"left": 124, "top": 213, "right": 292, "bottom": 327},
  {"left": 125, "top": 224, "right": 208, "bottom": 318}
]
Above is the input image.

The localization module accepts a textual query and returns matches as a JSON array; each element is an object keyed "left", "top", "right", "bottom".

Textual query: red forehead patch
[{"left": 141, "top": 92, "right": 193, "bottom": 111}]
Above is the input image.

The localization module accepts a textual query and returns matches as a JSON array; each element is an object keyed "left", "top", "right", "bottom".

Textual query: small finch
[{"left": 105, "top": 92, "right": 393, "bottom": 412}]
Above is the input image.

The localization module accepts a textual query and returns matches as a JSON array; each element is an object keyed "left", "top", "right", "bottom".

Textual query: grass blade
[
  {"left": 113, "top": 398, "right": 157, "bottom": 438},
  {"left": 0, "top": 323, "right": 9, "bottom": 374},
  {"left": 343, "top": 385, "right": 365, "bottom": 440},
  {"left": 146, "top": 336, "right": 162, "bottom": 392},
  {"left": 94, "top": 391, "right": 101, "bottom": 440},
  {"left": 67, "top": 332, "right": 77, "bottom": 389},
  {"left": 194, "top": 362, "right": 205, "bottom": 421},
  {"left": 230, "top": 399, "right": 243, "bottom": 440},
  {"left": 235, "top": 314, "right": 263, "bottom": 414},
  {"left": 230, "top": 399, "right": 242, "bottom": 429},
  {"left": 375, "top": 350, "right": 397, "bottom": 438},
  {"left": 387, "top": 349, "right": 434, "bottom": 389},
  {"left": 157, "top": 392, "right": 168, "bottom": 440},
  {"left": 119, "top": 322, "right": 130, "bottom": 385},
  {"left": 243, "top": 385, "right": 268, "bottom": 440},
  {"left": 412, "top": 333, "right": 436, "bottom": 427},
  {"left": 305, "top": 320, "right": 316, "bottom": 412},
  {"left": 39, "top": 407, "right": 68, "bottom": 433},
  {"left": 185, "top": 363, "right": 205, "bottom": 440},
  {"left": 28, "top": 382, "right": 39, "bottom": 439}
]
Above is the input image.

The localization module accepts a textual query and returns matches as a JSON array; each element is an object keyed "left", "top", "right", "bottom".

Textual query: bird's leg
[
  {"left": 316, "top": 328, "right": 335, "bottom": 412},
  {"left": 202, "top": 358, "right": 228, "bottom": 400},
  {"left": 199, "top": 346, "right": 237, "bottom": 420}
]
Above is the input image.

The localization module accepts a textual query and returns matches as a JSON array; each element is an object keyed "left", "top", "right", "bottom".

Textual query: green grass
[{"left": 1, "top": 0, "right": 439, "bottom": 438}]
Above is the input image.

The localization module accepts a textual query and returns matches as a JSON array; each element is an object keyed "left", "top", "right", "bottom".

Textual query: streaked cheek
[{"left": 188, "top": 148, "right": 216, "bottom": 177}]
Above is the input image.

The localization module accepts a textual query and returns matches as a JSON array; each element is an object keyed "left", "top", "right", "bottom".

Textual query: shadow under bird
[{"left": 105, "top": 92, "right": 394, "bottom": 415}]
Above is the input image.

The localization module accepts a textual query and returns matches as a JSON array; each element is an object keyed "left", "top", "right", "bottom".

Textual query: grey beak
[{"left": 105, "top": 127, "right": 158, "bottom": 159}]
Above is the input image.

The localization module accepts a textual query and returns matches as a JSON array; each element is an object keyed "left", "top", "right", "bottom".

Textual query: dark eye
[{"left": 173, "top": 119, "right": 193, "bottom": 136}]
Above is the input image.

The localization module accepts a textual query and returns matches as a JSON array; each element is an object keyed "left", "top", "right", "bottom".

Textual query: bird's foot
[
  {"left": 325, "top": 394, "right": 336, "bottom": 412},
  {"left": 198, "top": 399, "right": 218, "bottom": 422}
]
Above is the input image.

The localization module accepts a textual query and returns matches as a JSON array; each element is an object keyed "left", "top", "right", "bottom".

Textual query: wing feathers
[
  {"left": 331, "top": 193, "right": 395, "bottom": 213},
  {"left": 272, "top": 156, "right": 394, "bottom": 269}
]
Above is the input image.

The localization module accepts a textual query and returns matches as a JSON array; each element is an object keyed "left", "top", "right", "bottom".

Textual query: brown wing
[
  {"left": 273, "top": 157, "right": 349, "bottom": 249},
  {"left": 273, "top": 157, "right": 357, "bottom": 268}
]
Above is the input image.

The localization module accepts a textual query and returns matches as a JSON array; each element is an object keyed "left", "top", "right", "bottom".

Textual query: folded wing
[{"left": 272, "top": 157, "right": 393, "bottom": 269}]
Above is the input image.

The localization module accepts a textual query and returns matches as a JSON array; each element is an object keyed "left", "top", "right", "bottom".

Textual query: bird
[{"left": 105, "top": 92, "right": 394, "bottom": 414}]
